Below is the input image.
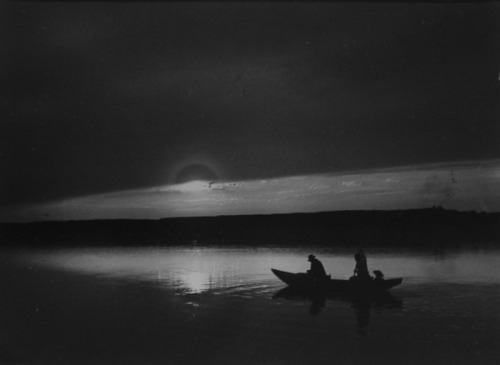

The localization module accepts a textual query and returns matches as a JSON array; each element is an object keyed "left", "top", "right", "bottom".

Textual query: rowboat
[{"left": 271, "top": 268, "right": 402, "bottom": 294}]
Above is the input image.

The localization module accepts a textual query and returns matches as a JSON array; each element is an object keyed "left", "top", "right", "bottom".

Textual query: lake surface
[{"left": 1, "top": 245, "right": 499, "bottom": 364}]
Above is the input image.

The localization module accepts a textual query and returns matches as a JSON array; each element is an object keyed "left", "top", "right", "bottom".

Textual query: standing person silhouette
[
  {"left": 307, "top": 254, "right": 327, "bottom": 281},
  {"left": 354, "top": 249, "right": 371, "bottom": 280}
]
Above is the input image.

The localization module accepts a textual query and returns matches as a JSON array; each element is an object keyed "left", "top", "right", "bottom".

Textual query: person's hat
[{"left": 308, "top": 254, "right": 315, "bottom": 261}]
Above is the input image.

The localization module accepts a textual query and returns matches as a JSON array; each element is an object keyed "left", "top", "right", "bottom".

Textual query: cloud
[{"left": 2, "top": 160, "right": 498, "bottom": 222}]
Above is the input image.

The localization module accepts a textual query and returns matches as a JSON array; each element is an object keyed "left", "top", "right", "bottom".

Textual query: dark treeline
[{"left": 0, "top": 208, "right": 499, "bottom": 248}]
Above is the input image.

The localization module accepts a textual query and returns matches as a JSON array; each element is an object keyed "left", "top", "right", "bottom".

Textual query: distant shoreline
[{"left": 1, "top": 207, "right": 499, "bottom": 248}]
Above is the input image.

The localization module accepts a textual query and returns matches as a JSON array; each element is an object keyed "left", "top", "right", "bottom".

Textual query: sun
[{"left": 174, "top": 163, "right": 219, "bottom": 184}]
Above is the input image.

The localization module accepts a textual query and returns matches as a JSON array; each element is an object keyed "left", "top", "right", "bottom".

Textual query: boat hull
[{"left": 271, "top": 268, "right": 402, "bottom": 294}]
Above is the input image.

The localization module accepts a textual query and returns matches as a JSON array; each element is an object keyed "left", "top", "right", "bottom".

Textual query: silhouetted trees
[{"left": 1, "top": 208, "right": 498, "bottom": 247}]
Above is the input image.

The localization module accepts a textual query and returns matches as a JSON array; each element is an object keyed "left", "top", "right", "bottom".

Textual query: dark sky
[{"left": 1, "top": 1, "right": 499, "bottom": 208}]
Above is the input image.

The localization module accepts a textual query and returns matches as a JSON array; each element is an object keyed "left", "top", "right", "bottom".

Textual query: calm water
[{"left": 1, "top": 245, "right": 499, "bottom": 364}]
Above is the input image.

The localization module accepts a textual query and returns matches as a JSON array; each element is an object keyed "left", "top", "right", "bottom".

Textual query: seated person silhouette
[{"left": 307, "top": 254, "right": 328, "bottom": 283}]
